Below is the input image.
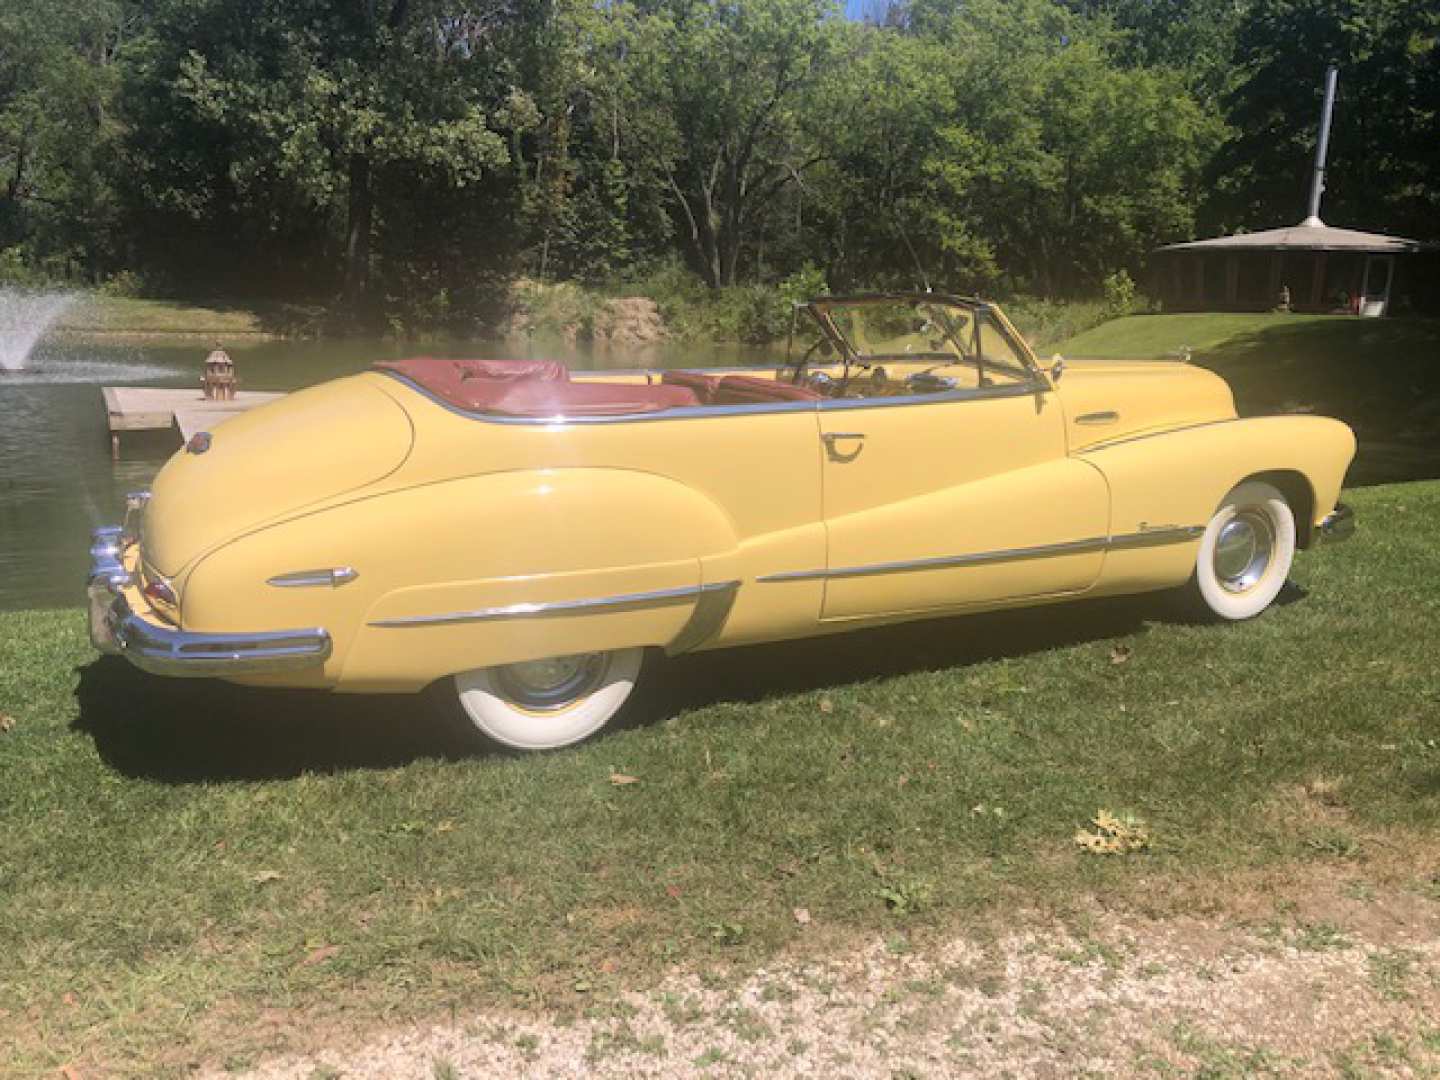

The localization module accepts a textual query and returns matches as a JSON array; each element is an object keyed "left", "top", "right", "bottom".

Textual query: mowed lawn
[
  {"left": 52, "top": 295, "right": 278, "bottom": 341},
  {"left": 2, "top": 480, "right": 1440, "bottom": 1074},
  {"left": 1059, "top": 312, "right": 1440, "bottom": 486}
]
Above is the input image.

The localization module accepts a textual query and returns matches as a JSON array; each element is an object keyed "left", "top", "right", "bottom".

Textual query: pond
[{"left": 0, "top": 335, "right": 779, "bottom": 612}]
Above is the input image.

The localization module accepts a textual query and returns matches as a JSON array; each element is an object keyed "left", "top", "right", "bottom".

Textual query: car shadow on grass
[
  {"left": 636, "top": 593, "right": 1160, "bottom": 725},
  {"left": 72, "top": 592, "right": 1178, "bottom": 784}
]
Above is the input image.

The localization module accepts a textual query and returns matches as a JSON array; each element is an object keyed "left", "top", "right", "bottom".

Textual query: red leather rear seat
[
  {"left": 376, "top": 357, "right": 697, "bottom": 416},
  {"left": 662, "top": 370, "right": 820, "bottom": 405},
  {"left": 467, "top": 380, "right": 699, "bottom": 417},
  {"left": 713, "top": 374, "right": 821, "bottom": 404},
  {"left": 660, "top": 370, "right": 724, "bottom": 403}
]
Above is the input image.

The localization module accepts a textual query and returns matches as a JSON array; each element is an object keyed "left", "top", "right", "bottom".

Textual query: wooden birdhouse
[{"left": 202, "top": 346, "right": 237, "bottom": 401}]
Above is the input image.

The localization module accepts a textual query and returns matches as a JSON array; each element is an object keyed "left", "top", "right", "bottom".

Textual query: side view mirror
[{"left": 1049, "top": 355, "right": 1065, "bottom": 383}]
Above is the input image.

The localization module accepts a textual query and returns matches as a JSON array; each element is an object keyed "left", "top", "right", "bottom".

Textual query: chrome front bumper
[
  {"left": 87, "top": 524, "right": 332, "bottom": 678},
  {"left": 1317, "top": 503, "right": 1355, "bottom": 543}
]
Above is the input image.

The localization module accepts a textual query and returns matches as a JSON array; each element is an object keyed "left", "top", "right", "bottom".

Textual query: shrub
[{"left": 1102, "top": 269, "right": 1138, "bottom": 318}]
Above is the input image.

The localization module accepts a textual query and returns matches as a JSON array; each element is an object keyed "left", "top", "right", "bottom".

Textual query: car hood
[
  {"left": 143, "top": 375, "right": 415, "bottom": 578},
  {"left": 1054, "top": 359, "right": 1238, "bottom": 451}
]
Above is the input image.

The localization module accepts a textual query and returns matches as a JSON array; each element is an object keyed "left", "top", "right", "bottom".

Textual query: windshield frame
[{"left": 798, "top": 293, "right": 1041, "bottom": 385}]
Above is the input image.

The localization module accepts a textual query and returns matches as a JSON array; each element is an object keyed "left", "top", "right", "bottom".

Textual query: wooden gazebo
[{"left": 1151, "top": 216, "right": 1424, "bottom": 316}]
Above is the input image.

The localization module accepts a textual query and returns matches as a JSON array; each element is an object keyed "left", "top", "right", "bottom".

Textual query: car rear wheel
[
  {"left": 1183, "top": 479, "right": 1296, "bottom": 621},
  {"left": 445, "top": 647, "right": 646, "bottom": 752}
]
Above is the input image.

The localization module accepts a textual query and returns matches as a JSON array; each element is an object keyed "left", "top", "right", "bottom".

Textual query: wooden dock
[{"left": 102, "top": 386, "right": 284, "bottom": 458}]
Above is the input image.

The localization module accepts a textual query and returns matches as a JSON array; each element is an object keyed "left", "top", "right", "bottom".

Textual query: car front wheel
[
  {"left": 1183, "top": 479, "right": 1297, "bottom": 621},
  {"left": 444, "top": 647, "right": 646, "bottom": 752}
]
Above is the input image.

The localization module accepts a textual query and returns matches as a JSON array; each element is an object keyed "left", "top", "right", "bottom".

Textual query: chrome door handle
[{"left": 821, "top": 431, "right": 865, "bottom": 461}]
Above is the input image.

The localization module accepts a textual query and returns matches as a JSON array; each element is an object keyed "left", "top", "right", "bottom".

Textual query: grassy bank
[
  {"left": 3, "top": 481, "right": 1440, "bottom": 1074},
  {"left": 52, "top": 295, "right": 279, "bottom": 343},
  {"left": 1059, "top": 313, "right": 1440, "bottom": 486}
]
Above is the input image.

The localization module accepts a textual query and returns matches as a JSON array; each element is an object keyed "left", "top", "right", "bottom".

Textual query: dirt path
[{"left": 224, "top": 903, "right": 1440, "bottom": 1079}]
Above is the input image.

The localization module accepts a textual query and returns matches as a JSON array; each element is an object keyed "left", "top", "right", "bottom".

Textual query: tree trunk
[{"left": 344, "top": 151, "right": 373, "bottom": 308}]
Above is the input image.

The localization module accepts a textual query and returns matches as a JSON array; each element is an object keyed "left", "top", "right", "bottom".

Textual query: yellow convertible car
[{"left": 88, "top": 294, "right": 1355, "bottom": 751}]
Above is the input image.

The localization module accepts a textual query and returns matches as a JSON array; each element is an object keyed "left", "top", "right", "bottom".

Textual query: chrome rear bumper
[
  {"left": 87, "top": 525, "right": 332, "bottom": 677},
  {"left": 1317, "top": 503, "right": 1355, "bottom": 543}
]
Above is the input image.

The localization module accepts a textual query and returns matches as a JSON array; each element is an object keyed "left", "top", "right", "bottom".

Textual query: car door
[{"left": 816, "top": 325, "right": 1110, "bottom": 621}]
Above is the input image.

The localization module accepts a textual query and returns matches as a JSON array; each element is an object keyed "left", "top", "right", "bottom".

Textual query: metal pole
[{"left": 1306, "top": 66, "right": 1339, "bottom": 223}]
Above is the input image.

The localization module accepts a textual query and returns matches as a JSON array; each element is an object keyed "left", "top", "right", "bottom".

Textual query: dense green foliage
[{"left": 1, "top": 0, "right": 1436, "bottom": 331}]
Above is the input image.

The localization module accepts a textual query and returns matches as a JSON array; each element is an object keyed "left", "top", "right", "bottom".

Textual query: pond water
[{"left": 0, "top": 335, "right": 778, "bottom": 612}]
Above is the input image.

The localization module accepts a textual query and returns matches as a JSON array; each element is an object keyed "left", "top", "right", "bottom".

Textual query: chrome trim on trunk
[{"left": 369, "top": 580, "right": 742, "bottom": 629}]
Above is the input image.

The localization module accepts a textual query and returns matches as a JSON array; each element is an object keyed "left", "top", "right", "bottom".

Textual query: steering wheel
[{"left": 788, "top": 337, "right": 829, "bottom": 385}]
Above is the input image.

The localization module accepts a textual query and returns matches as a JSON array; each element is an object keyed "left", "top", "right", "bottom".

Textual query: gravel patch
[{"left": 221, "top": 913, "right": 1440, "bottom": 1078}]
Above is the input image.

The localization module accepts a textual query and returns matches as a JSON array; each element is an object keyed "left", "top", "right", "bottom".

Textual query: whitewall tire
[
  {"left": 447, "top": 648, "right": 645, "bottom": 752},
  {"left": 1185, "top": 480, "right": 1296, "bottom": 621}
]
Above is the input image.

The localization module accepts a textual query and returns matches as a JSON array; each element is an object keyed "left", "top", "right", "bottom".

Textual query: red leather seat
[
  {"left": 661, "top": 370, "right": 724, "bottom": 403},
  {"left": 375, "top": 357, "right": 697, "bottom": 416},
  {"left": 663, "top": 370, "right": 820, "bottom": 406},
  {"left": 376, "top": 357, "right": 569, "bottom": 391},
  {"left": 468, "top": 380, "right": 699, "bottom": 417},
  {"left": 713, "top": 374, "right": 821, "bottom": 404}
]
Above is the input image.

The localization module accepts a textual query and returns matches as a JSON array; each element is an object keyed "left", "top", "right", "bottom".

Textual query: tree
[
  {"left": 619, "top": 0, "right": 844, "bottom": 287},
  {"left": 0, "top": 0, "right": 139, "bottom": 279},
  {"left": 120, "top": 0, "right": 511, "bottom": 309},
  {"left": 1208, "top": 0, "right": 1440, "bottom": 239}
]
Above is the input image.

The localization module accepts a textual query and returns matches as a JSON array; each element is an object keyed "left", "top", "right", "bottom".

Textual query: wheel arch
[{"left": 1242, "top": 469, "right": 1316, "bottom": 549}]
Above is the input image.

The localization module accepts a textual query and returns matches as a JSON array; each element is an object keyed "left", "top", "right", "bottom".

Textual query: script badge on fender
[{"left": 186, "top": 431, "right": 212, "bottom": 455}]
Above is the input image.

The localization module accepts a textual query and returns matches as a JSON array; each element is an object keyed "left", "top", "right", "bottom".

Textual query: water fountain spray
[{"left": 0, "top": 288, "right": 77, "bottom": 372}]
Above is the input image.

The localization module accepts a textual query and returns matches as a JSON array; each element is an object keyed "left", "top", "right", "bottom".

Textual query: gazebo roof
[{"left": 1157, "top": 216, "right": 1422, "bottom": 255}]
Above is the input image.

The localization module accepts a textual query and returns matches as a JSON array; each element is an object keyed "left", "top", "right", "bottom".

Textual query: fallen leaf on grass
[
  {"left": 299, "top": 945, "right": 339, "bottom": 967},
  {"left": 792, "top": 907, "right": 811, "bottom": 926},
  {"left": 609, "top": 772, "right": 640, "bottom": 786},
  {"left": 1109, "top": 646, "right": 1133, "bottom": 665},
  {"left": 1074, "top": 809, "right": 1150, "bottom": 854},
  {"left": 251, "top": 869, "right": 283, "bottom": 885},
  {"left": 0, "top": 713, "right": 14, "bottom": 733},
  {"left": 61, "top": 1066, "right": 84, "bottom": 1080},
  {"left": 665, "top": 884, "right": 683, "bottom": 899}
]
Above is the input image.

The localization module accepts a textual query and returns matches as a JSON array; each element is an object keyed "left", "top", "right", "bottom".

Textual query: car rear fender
[{"left": 182, "top": 467, "right": 744, "bottom": 692}]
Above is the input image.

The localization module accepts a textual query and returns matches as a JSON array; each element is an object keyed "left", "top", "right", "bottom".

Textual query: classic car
[{"left": 88, "top": 293, "right": 1356, "bottom": 751}]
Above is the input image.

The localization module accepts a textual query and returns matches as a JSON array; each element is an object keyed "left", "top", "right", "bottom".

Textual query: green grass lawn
[
  {"left": 53, "top": 295, "right": 277, "bottom": 340},
  {"left": 3, "top": 482, "right": 1440, "bottom": 1074},
  {"left": 1058, "top": 313, "right": 1440, "bottom": 486},
  {"left": 1055, "top": 312, "right": 1339, "bottom": 359}
]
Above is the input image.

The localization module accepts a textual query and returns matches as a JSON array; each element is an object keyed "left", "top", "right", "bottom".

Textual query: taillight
[{"left": 143, "top": 578, "right": 176, "bottom": 607}]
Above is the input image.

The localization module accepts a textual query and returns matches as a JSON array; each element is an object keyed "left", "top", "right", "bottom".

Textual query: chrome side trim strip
[
  {"left": 1077, "top": 419, "right": 1232, "bottom": 453},
  {"left": 268, "top": 567, "right": 359, "bottom": 588},
  {"left": 1074, "top": 410, "right": 1119, "bottom": 425},
  {"left": 369, "top": 580, "right": 742, "bottom": 629},
  {"left": 1109, "top": 525, "right": 1207, "bottom": 549},
  {"left": 756, "top": 526, "right": 1204, "bottom": 583},
  {"left": 665, "top": 580, "right": 741, "bottom": 655}
]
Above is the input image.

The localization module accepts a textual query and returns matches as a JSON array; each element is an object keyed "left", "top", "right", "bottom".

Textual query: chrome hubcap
[
  {"left": 1213, "top": 510, "right": 1275, "bottom": 593},
  {"left": 492, "top": 652, "right": 608, "bottom": 711}
]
